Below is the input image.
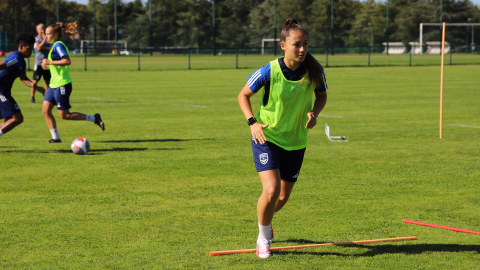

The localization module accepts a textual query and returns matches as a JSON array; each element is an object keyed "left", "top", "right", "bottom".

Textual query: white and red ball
[{"left": 71, "top": 137, "right": 90, "bottom": 155}]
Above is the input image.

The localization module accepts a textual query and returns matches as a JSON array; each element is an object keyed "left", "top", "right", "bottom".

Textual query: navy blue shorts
[
  {"left": 0, "top": 94, "right": 21, "bottom": 118},
  {"left": 44, "top": 83, "right": 72, "bottom": 110},
  {"left": 251, "top": 138, "right": 306, "bottom": 183}
]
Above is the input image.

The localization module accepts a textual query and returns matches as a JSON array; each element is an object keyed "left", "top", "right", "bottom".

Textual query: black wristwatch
[{"left": 247, "top": 117, "right": 257, "bottom": 126}]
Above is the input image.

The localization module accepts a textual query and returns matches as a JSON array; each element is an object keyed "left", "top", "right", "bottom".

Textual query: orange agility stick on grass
[
  {"left": 403, "top": 219, "right": 480, "bottom": 235},
  {"left": 209, "top": 236, "right": 417, "bottom": 256}
]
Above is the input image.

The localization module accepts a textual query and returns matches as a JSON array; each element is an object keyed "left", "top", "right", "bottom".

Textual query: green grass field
[{"left": 1, "top": 57, "right": 480, "bottom": 268}]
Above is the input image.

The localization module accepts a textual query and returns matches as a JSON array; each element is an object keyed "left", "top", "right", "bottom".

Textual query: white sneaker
[{"left": 256, "top": 238, "right": 272, "bottom": 258}]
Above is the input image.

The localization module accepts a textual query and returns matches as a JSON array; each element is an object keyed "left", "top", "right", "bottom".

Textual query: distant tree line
[{"left": 0, "top": 0, "right": 479, "bottom": 50}]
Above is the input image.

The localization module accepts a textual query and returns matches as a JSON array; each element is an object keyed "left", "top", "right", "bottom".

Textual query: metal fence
[{"left": 2, "top": 45, "right": 479, "bottom": 72}]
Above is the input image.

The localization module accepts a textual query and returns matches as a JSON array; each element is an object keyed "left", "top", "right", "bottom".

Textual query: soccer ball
[{"left": 71, "top": 137, "right": 90, "bottom": 155}]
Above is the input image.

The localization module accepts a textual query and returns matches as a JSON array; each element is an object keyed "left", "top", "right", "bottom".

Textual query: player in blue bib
[{"left": 0, "top": 33, "right": 45, "bottom": 139}]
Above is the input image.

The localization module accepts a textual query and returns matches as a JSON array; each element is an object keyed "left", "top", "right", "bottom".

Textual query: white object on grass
[
  {"left": 71, "top": 137, "right": 90, "bottom": 155},
  {"left": 325, "top": 124, "right": 348, "bottom": 142}
]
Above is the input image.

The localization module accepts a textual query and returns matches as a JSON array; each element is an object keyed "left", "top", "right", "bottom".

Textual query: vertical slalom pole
[
  {"left": 236, "top": 49, "right": 238, "bottom": 69},
  {"left": 440, "top": 22, "right": 446, "bottom": 139},
  {"left": 188, "top": 49, "right": 191, "bottom": 70},
  {"left": 84, "top": 51, "right": 87, "bottom": 71}
]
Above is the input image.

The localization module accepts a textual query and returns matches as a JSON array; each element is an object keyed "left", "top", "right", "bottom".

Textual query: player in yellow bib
[
  {"left": 238, "top": 18, "right": 328, "bottom": 258},
  {"left": 41, "top": 22, "right": 105, "bottom": 143}
]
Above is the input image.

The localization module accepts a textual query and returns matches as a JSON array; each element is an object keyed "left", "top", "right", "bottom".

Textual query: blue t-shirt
[
  {"left": 50, "top": 42, "right": 69, "bottom": 61},
  {"left": 247, "top": 58, "right": 327, "bottom": 106},
  {"left": 0, "top": 51, "right": 26, "bottom": 96}
]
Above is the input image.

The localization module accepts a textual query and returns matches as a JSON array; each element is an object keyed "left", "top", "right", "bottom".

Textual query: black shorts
[{"left": 33, "top": 65, "right": 51, "bottom": 82}]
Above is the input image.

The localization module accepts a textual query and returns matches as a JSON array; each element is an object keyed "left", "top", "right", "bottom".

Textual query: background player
[
  {"left": 238, "top": 18, "right": 328, "bottom": 258},
  {"left": 0, "top": 33, "right": 45, "bottom": 138},
  {"left": 31, "top": 23, "right": 51, "bottom": 103},
  {"left": 41, "top": 22, "right": 105, "bottom": 143}
]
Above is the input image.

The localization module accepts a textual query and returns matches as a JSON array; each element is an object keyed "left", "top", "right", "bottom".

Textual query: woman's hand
[
  {"left": 251, "top": 122, "right": 269, "bottom": 144},
  {"left": 41, "top": 58, "right": 49, "bottom": 69},
  {"left": 305, "top": 112, "right": 317, "bottom": 129}
]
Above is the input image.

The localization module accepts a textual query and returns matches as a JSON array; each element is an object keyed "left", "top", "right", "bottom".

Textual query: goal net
[
  {"left": 261, "top": 38, "right": 280, "bottom": 55},
  {"left": 80, "top": 40, "right": 128, "bottom": 54}
]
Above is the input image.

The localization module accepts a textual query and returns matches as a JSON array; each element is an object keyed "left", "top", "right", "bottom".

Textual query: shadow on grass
[
  {"left": 273, "top": 240, "right": 480, "bottom": 256},
  {"left": 0, "top": 147, "right": 182, "bottom": 154},
  {"left": 99, "top": 138, "right": 213, "bottom": 143}
]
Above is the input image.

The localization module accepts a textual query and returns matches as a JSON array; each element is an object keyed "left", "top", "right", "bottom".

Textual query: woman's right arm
[{"left": 238, "top": 83, "right": 268, "bottom": 144}]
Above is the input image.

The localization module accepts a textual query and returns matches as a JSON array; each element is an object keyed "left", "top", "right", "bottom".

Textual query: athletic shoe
[
  {"left": 31, "top": 97, "right": 35, "bottom": 103},
  {"left": 94, "top": 113, "right": 105, "bottom": 131},
  {"left": 256, "top": 238, "right": 272, "bottom": 258},
  {"left": 46, "top": 139, "right": 62, "bottom": 143},
  {"left": 270, "top": 224, "right": 274, "bottom": 243}
]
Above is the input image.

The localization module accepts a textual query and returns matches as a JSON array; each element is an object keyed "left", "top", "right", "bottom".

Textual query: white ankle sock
[
  {"left": 258, "top": 222, "right": 272, "bottom": 241},
  {"left": 0, "top": 130, "right": 4, "bottom": 137},
  {"left": 85, "top": 115, "right": 95, "bottom": 122},
  {"left": 50, "top": 128, "right": 60, "bottom": 140}
]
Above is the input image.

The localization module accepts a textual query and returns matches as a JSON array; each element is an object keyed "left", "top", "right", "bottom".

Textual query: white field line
[
  {"left": 172, "top": 104, "right": 208, "bottom": 108},
  {"left": 84, "top": 97, "right": 120, "bottom": 102},
  {"left": 318, "top": 114, "right": 344, "bottom": 118},
  {"left": 449, "top": 124, "right": 480, "bottom": 128}
]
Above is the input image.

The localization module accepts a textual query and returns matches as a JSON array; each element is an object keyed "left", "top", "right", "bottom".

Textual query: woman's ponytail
[{"left": 49, "top": 21, "right": 78, "bottom": 39}]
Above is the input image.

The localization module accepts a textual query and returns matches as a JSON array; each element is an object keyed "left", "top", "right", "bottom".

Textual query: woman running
[
  {"left": 41, "top": 22, "right": 105, "bottom": 143},
  {"left": 0, "top": 33, "right": 45, "bottom": 138},
  {"left": 238, "top": 18, "right": 328, "bottom": 258}
]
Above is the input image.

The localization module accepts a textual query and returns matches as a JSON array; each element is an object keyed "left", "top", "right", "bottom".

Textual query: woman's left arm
[
  {"left": 42, "top": 55, "right": 71, "bottom": 68},
  {"left": 305, "top": 91, "right": 327, "bottom": 129}
]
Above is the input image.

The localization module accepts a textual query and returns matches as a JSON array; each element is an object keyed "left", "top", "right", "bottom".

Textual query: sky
[{"left": 65, "top": 0, "right": 480, "bottom": 8}]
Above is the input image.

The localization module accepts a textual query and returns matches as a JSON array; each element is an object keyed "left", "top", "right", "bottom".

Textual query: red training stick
[
  {"left": 209, "top": 236, "right": 417, "bottom": 256},
  {"left": 403, "top": 219, "right": 480, "bottom": 235}
]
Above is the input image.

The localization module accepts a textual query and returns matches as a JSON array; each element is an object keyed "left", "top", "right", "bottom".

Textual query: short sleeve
[
  {"left": 54, "top": 43, "right": 68, "bottom": 58},
  {"left": 314, "top": 65, "right": 328, "bottom": 92},
  {"left": 35, "top": 36, "right": 42, "bottom": 44},
  {"left": 4, "top": 54, "right": 22, "bottom": 69},
  {"left": 246, "top": 63, "right": 271, "bottom": 93}
]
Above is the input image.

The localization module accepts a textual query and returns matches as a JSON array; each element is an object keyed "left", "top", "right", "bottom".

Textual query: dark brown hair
[
  {"left": 49, "top": 21, "right": 78, "bottom": 39},
  {"left": 280, "top": 18, "right": 323, "bottom": 89}
]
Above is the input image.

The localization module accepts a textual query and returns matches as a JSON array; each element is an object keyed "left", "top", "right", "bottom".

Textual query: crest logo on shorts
[
  {"left": 14, "top": 104, "right": 19, "bottom": 110},
  {"left": 259, "top": 153, "right": 269, "bottom": 165}
]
